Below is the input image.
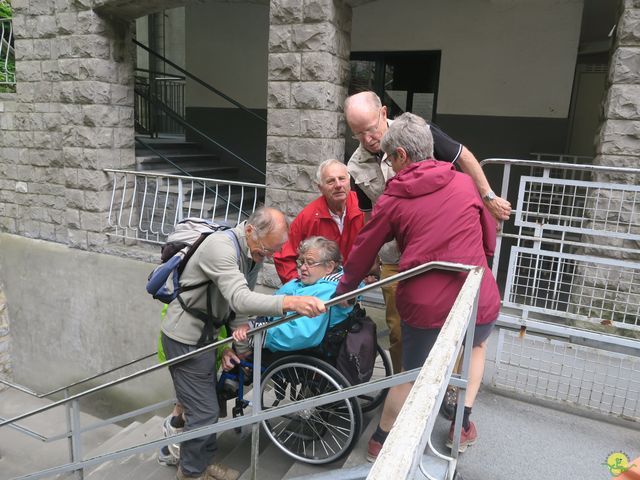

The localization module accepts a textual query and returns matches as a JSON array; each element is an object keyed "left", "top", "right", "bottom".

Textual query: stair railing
[
  {"left": 105, "top": 168, "right": 266, "bottom": 244},
  {"left": 0, "top": 262, "right": 482, "bottom": 480},
  {"left": 134, "top": 68, "right": 186, "bottom": 136},
  {"left": 133, "top": 39, "right": 266, "bottom": 124},
  {"left": 0, "top": 17, "right": 15, "bottom": 87},
  {"left": 135, "top": 84, "right": 266, "bottom": 177}
]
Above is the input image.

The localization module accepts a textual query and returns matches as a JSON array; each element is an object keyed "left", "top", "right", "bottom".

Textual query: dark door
[{"left": 349, "top": 51, "right": 441, "bottom": 121}]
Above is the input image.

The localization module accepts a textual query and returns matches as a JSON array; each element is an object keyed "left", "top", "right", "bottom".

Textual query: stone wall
[
  {"left": 262, "top": 0, "right": 352, "bottom": 286},
  {"left": 598, "top": 0, "right": 640, "bottom": 172},
  {"left": 0, "top": 1, "right": 136, "bottom": 250},
  {"left": 568, "top": 0, "right": 640, "bottom": 328},
  {"left": 265, "top": 0, "right": 351, "bottom": 217}
]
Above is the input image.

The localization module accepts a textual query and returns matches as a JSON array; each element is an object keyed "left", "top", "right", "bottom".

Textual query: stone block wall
[
  {"left": 0, "top": 1, "right": 136, "bottom": 250},
  {"left": 265, "top": 0, "right": 352, "bottom": 218},
  {"left": 568, "top": 0, "right": 640, "bottom": 328}
]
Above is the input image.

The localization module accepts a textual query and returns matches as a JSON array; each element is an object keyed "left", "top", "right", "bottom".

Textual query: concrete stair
[
  {"left": 0, "top": 388, "right": 120, "bottom": 480},
  {"left": 136, "top": 137, "right": 240, "bottom": 181},
  {"left": 0, "top": 354, "right": 389, "bottom": 480}
]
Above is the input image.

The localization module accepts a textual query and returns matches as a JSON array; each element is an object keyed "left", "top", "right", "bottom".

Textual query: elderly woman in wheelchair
[
  {"left": 217, "top": 236, "right": 391, "bottom": 464},
  {"left": 230, "top": 236, "right": 352, "bottom": 352}
]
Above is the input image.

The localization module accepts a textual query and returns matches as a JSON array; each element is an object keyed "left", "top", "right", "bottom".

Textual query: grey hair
[
  {"left": 344, "top": 91, "right": 382, "bottom": 116},
  {"left": 315, "top": 159, "right": 349, "bottom": 185},
  {"left": 381, "top": 112, "right": 434, "bottom": 162},
  {"left": 247, "top": 206, "right": 288, "bottom": 240},
  {"left": 298, "top": 236, "right": 342, "bottom": 269}
]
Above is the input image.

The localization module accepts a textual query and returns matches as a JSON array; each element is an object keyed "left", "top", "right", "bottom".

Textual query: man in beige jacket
[{"left": 161, "top": 207, "right": 325, "bottom": 480}]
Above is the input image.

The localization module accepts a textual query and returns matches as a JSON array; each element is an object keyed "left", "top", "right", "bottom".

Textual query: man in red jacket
[
  {"left": 273, "top": 159, "right": 365, "bottom": 284},
  {"left": 335, "top": 113, "right": 501, "bottom": 460}
]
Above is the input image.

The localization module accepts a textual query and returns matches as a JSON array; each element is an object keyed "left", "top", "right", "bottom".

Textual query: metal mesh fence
[{"left": 493, "top": 329, "right": 640, "bottom": 421}]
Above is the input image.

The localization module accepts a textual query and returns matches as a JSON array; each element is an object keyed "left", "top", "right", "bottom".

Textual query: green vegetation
[
  {"left": 0, "top": 0, "right": 15, "bottom": 93},
  {"left": 0, "top": 0, "right": 11, "bottom": 19}
]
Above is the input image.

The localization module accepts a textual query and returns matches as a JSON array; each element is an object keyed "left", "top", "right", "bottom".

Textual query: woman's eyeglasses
[{"left": 296, "top": 259, "right": 324, "bottom": 269}]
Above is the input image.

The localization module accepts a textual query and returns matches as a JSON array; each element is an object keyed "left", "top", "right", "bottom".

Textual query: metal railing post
[
  {"left": 250, "top": 331, "right": 263, "bottom": 480},
  {"left": 64, "top": 389, "right": 84, "bottom": 479},
  {"left": 447, "top": 285, "right": 478, "bottom": 469}
]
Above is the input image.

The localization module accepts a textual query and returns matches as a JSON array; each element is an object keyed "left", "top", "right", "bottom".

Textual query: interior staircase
[{"left": 135, "top": 136, "right": 240, "bottom": 181}]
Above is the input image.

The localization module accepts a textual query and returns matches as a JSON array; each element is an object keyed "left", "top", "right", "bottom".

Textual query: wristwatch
[{"left": 483, "top": 190, "right": 497, "bottom": 202}]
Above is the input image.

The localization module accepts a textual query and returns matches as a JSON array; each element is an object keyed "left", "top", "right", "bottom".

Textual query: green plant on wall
[
  {"left": 0, "top": 0, "right": 11, "bottom": 18},
  {"left": 0, "top": 0, "right": 15, "bottom": 92}
]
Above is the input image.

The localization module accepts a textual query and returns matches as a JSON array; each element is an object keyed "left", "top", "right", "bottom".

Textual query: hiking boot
[
  {"left": 366, "top": 437, "right": 383, "bottom": 462},
  {"left": 206, "top": 463, "right": 240, "bottom": 480},
  {"left": 440, "top": 387, "right": 457, "bottom": 421},
  {"left": 157, "top": 445, "right": 179, "bottom": 467},
  {"left": 446, "top": 421, "right": 477, "bottom": 452}
]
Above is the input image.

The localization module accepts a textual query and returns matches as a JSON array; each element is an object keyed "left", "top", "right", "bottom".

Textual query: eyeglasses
[
  {"left": 383, "top": 151, "right": 396, "bottom": 167},
  {"left": 257, "top": 238, "right": 277, "bottom": 256},
  {"left": 351, "top": 108, "right": 383, "bottom": 140},
  {"left": 296, "top": 258, "right": 325, "bottom": 269}
]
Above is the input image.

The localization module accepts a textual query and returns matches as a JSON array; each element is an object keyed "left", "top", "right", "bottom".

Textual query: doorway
[{"left": 347, "top": 51, "right": 441, "bottom": 154}]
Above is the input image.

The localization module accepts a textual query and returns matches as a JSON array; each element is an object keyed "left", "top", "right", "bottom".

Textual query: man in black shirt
[{"left": 344, "top": 92, "right": 510, "bottom": 414}]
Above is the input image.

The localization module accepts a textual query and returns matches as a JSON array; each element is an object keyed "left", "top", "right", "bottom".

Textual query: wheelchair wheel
[
  {"left": 260, "top": 355, "right": 362, "bottom": 464},
  {"left": 358, "top": 343, "right": 392, "bottom": 413}
]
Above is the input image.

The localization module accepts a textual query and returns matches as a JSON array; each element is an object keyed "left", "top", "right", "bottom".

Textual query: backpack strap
[{"left": 176, "top": 228, "right": 243, "bottom": 347}]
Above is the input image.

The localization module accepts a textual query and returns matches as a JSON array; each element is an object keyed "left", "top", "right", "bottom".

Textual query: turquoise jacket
[{"left": 263, "top": 273, "right": 354, "bottom": 352}]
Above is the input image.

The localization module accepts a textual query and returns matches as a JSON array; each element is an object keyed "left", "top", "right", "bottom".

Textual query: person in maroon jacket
[
  {"left": 335, "top": 112, "right": 501, "bottom": 459},
  {"left": 273, "top": 159, "right": 365, "bottom": 284}
]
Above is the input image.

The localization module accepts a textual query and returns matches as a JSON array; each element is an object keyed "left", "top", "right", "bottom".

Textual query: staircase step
[
  {"left": 237, "top": 434, "right": 293, "bottom": 480},
  {"left": 84, "top": 416, "right": 164, "bottom": 480},
  {"left": 0, "top": 387, "right": 120, "bottom": 479},
  {"left": 215, "top": 425, "right": 270, "bottom": 477},
  {"left": 281, "top": 412, "right": 379, "bottom": 479}
]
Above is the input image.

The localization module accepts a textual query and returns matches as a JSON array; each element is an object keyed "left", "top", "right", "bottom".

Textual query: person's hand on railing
[
  {"left": 221, "top": 348, "right": 241, "bottom": 371},
  {"left": 282, "top": 295, "right": 326, "bottom": 317},
  {"left": 486, "top": 195, "right": 512, "bottom": 221},
  {"left": 232, "top": 324, "right": 250, "bottom": 342}
]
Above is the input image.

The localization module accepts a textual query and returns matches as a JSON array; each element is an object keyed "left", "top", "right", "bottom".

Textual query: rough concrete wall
[
  {"left": 0, "top": 93, "right": 16, "bottom": 383},
  {"left": 0, "top": 276, "right": 10, "bottom": 385},
  {"left": 0, "top": 0, "right": 136, "bottom": 250},
  {"left": 0, "top": 233, "right": 172, "bottom": 413}
]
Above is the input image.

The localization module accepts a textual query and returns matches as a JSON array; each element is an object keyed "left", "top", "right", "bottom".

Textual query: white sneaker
[
  {"left": 158, "top": 445, "right": 179, "bottom": 467},
  {"left": 163, "top": 415, "right": 183, "bottom": 460}
]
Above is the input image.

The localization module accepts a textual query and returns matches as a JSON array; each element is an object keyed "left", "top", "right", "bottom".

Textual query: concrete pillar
[
  {"left": 265, "top": 0, "right": 352, "bottom": 217},
  {"left": 0, "top": 0, "right": 135, "bottom": 249},
  {"left": 597, "top": 0, "right": 640, "bottom": 171},
  {"left": 569, "top": 0, "right": 640, "bottom": 325}
]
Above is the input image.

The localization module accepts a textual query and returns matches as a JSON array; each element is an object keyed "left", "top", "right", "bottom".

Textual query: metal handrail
[
  {"left": 1, "top": 17, "right": 15, "bottom": 86},
  {"left": 481, "top": 157, "right": 640, "bottom": 174},
  {"left": 135, "top": 86, "right": 266, "bottom": 176},
  {"left": 104, "top": 168, "right": 266, "bottom": 188},
  {"left": 135, "top": 67, "right": 185, "bottom": 81},
  {"left": 134, "top": 138, "right": 259, "bottom": 220},
  {"left": 133, "top": 39, "right": 266, "bottom": 124},
  {"left": 0, "top": 261, "right": 474, "bottom": 429},
  {"left": 0, "top": 352, "right": 157, "bottom": 399},
  {"left": 9, "top": 262, "right": 480, "bottom": 480}
]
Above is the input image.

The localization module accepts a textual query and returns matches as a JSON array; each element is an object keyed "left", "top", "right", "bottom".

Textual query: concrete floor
[{"left": 428, "top": 388, "right": 639, "bottom": 480}]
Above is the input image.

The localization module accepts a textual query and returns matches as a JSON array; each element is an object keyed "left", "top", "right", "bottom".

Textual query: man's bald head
[
  {"left": 344, "top": 92, "right": 388, "bottom": 154},
  {"left": 344, "top": 91, "right": 382, "bottom": 120}
]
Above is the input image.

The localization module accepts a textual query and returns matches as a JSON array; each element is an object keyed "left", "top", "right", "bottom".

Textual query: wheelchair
[{"left": 173, "top": 305, "right": 393, "bottom": 465}]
